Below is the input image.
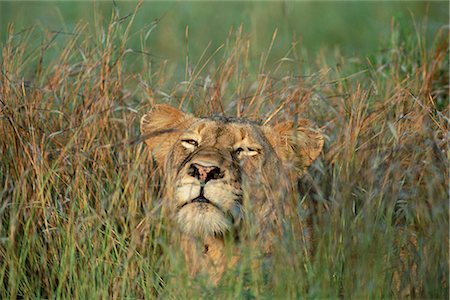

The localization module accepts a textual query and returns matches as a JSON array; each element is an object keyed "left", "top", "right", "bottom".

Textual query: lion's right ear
[
  {"left": 263, "top": 119, "right": 323, "bottom": 176},
  {"left": 140, "top": 104, "right": 194, "bottom": 165}
]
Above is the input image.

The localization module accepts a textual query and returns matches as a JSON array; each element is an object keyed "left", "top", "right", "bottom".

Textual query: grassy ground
[{"left": 0, "top": 2, "right": 449, "bottom": 299}]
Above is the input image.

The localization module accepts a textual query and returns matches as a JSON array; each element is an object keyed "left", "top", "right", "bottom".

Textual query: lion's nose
[{"left": 188, "top": 163, "right": 223, "bottom": 183}]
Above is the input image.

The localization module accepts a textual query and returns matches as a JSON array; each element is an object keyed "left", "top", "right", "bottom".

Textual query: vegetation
[{"left": 0, "top": 2, "right": 448, "bottom": 299}]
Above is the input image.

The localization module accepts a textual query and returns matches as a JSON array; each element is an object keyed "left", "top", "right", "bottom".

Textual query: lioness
[{"left": 141, "top": 104, "right": 323, "bottom": 284}]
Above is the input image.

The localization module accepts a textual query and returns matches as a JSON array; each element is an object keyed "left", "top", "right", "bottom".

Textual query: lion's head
[
  {"left": 141, "top": 104, "right": 323, "bottom": 281},
  {"left": 141, "top": 104, "right": 323, "bottom": 246}
]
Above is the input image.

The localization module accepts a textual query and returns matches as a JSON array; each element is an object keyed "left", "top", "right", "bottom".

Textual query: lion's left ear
[
  {"left": 140, "top": 104, "right": 195, "bottom": 165},
  {"left": 263, "top": 119, "right": 324, "bottom": 175}
]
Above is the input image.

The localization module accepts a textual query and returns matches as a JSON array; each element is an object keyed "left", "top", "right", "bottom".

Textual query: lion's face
[
  {"left": 166, "top": 117, "right": 284, "bottom": 237},
  {"left": 141, "top": 105, "right": 323, "bottom": 240}
]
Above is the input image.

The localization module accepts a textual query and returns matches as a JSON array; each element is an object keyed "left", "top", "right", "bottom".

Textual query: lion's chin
[{"left": 175, "top": 203, "right": 232, "bottom": 237}]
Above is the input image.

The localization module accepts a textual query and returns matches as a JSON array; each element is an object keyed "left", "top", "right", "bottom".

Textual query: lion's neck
[
  {"left": 180, "top": 234, "right": 238, "bottom": 285},
  {"left": 180, "top": 234, "right": 225, "bottom": 262}
]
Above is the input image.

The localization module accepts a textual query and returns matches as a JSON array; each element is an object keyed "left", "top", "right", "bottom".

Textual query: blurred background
[{"left": 1, "top": 1, "right": 447, "bottom": 70}]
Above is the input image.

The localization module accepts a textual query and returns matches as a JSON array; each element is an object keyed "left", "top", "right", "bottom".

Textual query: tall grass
[{"left": 0, "top": 5, "right": 448, "bottom": 299}]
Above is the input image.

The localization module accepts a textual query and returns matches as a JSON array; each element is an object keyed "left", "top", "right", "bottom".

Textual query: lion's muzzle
[
  {"left": 188, "top": 163, "right": 224, "bottom": 183},
  {"left": 173, "top": 147, "right": 243, "bottom": 237}
]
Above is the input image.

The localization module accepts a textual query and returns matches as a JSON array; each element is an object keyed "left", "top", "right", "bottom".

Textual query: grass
[
  {"left": 0, "top": 3, "right": 449, "bottom": 299},
  {"left": 1, "top": 1, "right": 448, "bottom": 76}
]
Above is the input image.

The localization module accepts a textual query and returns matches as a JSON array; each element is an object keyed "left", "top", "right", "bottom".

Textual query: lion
[{"left": 140, "top": 104, "right": 323, "bottom": 284}]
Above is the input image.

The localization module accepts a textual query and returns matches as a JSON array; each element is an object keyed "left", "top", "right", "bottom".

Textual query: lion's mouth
[
  {"left": 179, "top": 195, "right": 222, "bottom": 211},
  {"left": 175, "top": 191, "right": 242, "bottom": 236},
  {"left": 191, "top": 196, "right": 210, "bottom": 204}
]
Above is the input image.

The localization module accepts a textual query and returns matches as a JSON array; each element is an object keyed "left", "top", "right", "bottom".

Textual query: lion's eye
[
  {"left": 246, "top": 148, "right": 260, "bottom": 156},
  {"left": 235, "top": 147, "right": 260, "bottom": 157},
  {"left": 181, "top": 139, "right": 198, "bottom": 149},
  {"left": 235, "top": 147, "right": 244, "bottom": 155}
]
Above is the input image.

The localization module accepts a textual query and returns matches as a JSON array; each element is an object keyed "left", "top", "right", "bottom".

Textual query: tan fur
[{"left": 141, "top": 104, "right": 323, "bottom": 284}]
